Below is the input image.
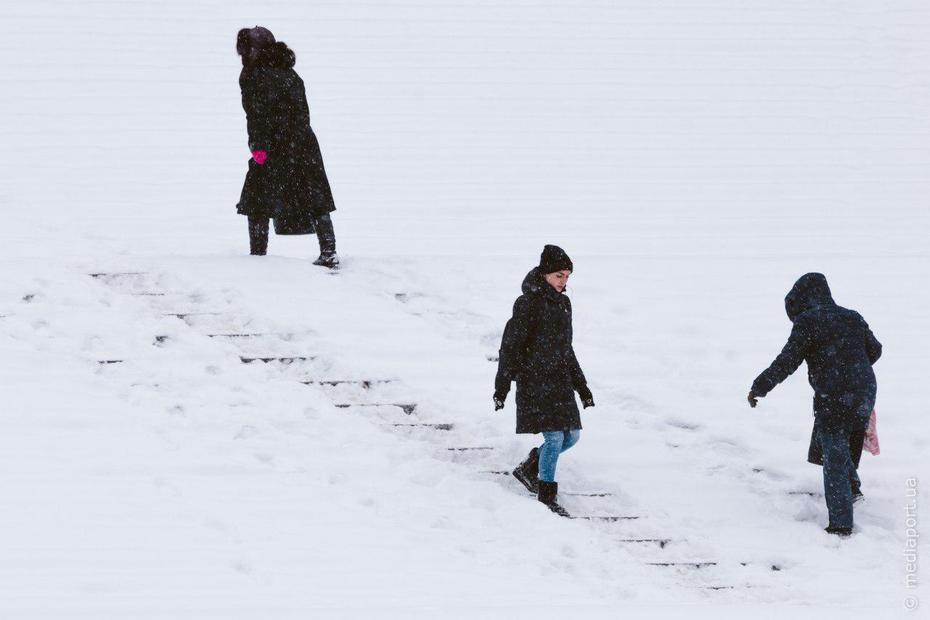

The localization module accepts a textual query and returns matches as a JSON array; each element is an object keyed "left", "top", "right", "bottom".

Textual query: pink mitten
[{"left": 252, "top": 150, "right": 267, "bottom": 165}]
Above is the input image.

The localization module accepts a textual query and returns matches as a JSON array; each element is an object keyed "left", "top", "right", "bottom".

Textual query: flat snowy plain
[{"left": 1, "top": 1, "right": 928, "bottom": 618}]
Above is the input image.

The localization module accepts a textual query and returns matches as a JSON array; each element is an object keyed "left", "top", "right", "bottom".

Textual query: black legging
[{"left": 248, "top": 214, "right": 336, "bottom": 256}]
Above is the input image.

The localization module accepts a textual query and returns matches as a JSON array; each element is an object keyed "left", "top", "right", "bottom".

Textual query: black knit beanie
[{"left": 538, "top": 245, "right": 573, "bottom": 274}]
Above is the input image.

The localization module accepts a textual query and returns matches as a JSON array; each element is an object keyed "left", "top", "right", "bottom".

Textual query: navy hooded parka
[{"left": 751, "top": 273, "right": 882, "bottom": 430}]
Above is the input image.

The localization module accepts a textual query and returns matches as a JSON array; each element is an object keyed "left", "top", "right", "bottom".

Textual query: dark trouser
[
  {"left": 247, "top": 214, "right": 336, "bottom": 257},
  {"left": 816, "top": 415, "right": 869, "bottom": 529}
]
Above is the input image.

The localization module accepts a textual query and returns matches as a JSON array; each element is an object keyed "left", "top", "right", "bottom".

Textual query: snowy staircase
[{"left": 88, "top": 269, "right": 776, "bottom": 595}]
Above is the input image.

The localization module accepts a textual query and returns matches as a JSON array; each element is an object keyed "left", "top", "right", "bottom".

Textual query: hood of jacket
[
  {"left": 252, "top": 41, "right": 296, "bottom": 69},
  {"left": 521, "top": 267, "right": 564, "bottom": 300},
  {"left": 785, "top": 272, "right": 834, "bottom": 322}
]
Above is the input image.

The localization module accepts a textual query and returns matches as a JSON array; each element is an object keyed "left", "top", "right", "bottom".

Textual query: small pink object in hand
[
  {"left": 252, "top": 150, "right": 267, "bottom": 165},
  {"left": 863, "top": 409, "right": 880, "bottom": 456}
]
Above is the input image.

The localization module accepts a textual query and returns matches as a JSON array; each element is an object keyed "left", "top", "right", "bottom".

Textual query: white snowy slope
[{"left": 1, "top": 1, "right": 929, "bottom": 618}]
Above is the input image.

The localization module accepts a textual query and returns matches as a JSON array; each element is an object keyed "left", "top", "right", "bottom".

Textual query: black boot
[
  {"left": 825, "top": 525, "right": 852, "bottom": 537},
  {"left": 512, "top": 448, "right": 539, "bottom": 494},
  {"left": 537, "top": 481, "right": 569, "bottom": 517},
  {"left": 312, "top": 213, "right": 339, "bottom": 267},
  {"left": 248, "top": 216, "right": 269, "bottom": 256}
]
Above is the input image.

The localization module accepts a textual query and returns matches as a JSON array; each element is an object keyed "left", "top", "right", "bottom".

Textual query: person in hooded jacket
[
  {"left": 748, "top": 273, "right": 882, "bottom": 537},
  {"left": 494, "top": 245, "right": 595, "bottom": 515},
  {"left": 235, "top": 26, "right": 339, "bottom": 267}
]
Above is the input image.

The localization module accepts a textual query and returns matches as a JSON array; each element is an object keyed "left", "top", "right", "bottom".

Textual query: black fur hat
[{"left": 237, "top": 26, "right": 276, "bottom": 59}]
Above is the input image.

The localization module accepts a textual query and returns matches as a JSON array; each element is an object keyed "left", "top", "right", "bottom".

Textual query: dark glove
[
  {"left": 494, "top": 374, "right": 511, "bottom": 412},
  {"left": 748, "top": 390, "right": 759, "bottom": 408},
  {"left": 578, "top": 385, "right": 595, "bottom": 409}
]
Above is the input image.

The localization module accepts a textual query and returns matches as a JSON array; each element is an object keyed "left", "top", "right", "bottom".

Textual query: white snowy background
[{"left": 1, "top": 1, "right": 928, "bottom": 618}]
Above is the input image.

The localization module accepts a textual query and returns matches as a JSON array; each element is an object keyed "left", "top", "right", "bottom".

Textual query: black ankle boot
[
  {"left": 825, "top": 525, "right": 852, "bottom": 537},
  {"left": 512, "top": 448, "right": 539, "bottom": 494},
  {"left": 537, "top": 481, "right": 569, "bottom": 517}
]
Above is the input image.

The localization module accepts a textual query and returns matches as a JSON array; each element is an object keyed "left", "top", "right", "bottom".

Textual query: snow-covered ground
[{"left": 1, "top": 1, "right": 928, "bottom": 618}]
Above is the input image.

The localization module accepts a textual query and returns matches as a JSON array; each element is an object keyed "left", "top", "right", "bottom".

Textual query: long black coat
[
  {"left": 237, "top": 43, "right": 336, "bottom": 221},
  {"left": 751, "top": 273, "right": 882, "bottom": 430},
  {"left": 495, "top": 268, "right": 587, "bottom": 434}
]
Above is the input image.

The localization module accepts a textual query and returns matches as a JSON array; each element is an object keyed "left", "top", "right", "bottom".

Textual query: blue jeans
[
  {"left": 817, "top": 415, "right": 868, "bottom": 529},
  {"left": 538, "top": 430, "right": 581, "bottom": 482}
]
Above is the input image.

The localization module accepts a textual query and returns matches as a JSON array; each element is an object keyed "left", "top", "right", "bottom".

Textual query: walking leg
[
  {"left": 537, "top": 431, "right": 566, "bottom": 483},
  {"left": 560, "top": 430, "right": 581, "bottom": 453},
  {"left": 819, "top": 425, "right": 855, "bottom": 531},
  {"left": 536, "top": 431, "right": 569, "bottom": 516},
  {"left": 849, "top": 414, "right": 868, "bottom": 498},
  {"left": 312, "top": 213, "right": 338, "bottom": 266}
]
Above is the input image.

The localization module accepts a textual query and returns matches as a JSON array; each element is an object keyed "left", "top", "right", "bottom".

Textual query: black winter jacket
[
  {"left": 237, "top": 42, "right": 336, "bottom": 220},
  {"left": 752, "top": 273, "right": 881, "bottom": 427},
  {"left": 496, "top": 268, "right": 588, "bottom": 434}
]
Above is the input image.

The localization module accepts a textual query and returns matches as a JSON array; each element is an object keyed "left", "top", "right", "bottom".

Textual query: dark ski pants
[
  {"left": 538, "top": 430, "right": 580, "bottom": 482},
  {"left": 816, "top": 415, "right": 869, "bottom": 529},
  {"left": 247, "top": 214, "right": 337, "bottom": 257}
]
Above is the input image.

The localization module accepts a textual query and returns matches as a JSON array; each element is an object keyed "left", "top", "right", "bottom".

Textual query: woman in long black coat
[
  {"left": 494, "top": 245, "right": 595, "bottom": 514},
  {"left": 235, "top": 27, "right": 339, "bottom": 267}
]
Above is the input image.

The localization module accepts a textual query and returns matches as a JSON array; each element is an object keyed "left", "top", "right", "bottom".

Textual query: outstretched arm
[{"left": 750, "top": 321, "right": 809, "bottom": 402}]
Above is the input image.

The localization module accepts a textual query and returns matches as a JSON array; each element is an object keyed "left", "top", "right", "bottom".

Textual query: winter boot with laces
[
  {"left": 537, "top": 481, "right": 570, "bottom": 517},
  {"left": 512, "top": 448, "right": 539, "bottom": 494}
]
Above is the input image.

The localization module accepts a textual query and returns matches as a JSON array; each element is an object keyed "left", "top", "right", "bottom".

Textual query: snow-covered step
[
  {"left": 389, "top": 423, "right": 454, "bottom": 431},
  {"left": 617, "top": 538, "right": 672, "bottom": 548},
  {"left": 162, "top": 311, "right": 225, "bottom": 320},
  {"left": 647, "top": 561, "right": 716, "bottom": 569},
  {"left": 307, "top": 379, "right": 410, "bottom": 405},
  {"left": 88, "top": 271, "right": 147, "bottom": 279},
  {"left": 334, "top": 402, "right": 417, "bottom": 415},
  {"left": 239, "top": 356, "right": 316, "bottom": 364},
  {"left": 303, "top": 379, "right": 395, "bottom": 389}
]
